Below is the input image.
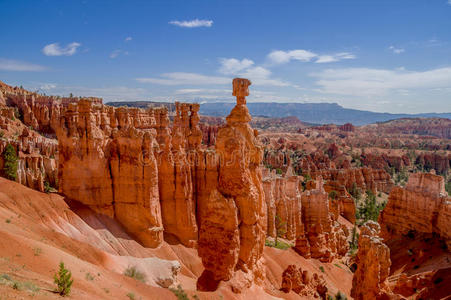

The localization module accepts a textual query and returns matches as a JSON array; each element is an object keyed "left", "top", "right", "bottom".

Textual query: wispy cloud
[
  {"left": 42, "top": 42, "right": 81, "bottom": 56},
  {"left": 169, "top": 19, "right": 213, "bottom": 28},
  {"left": 219, "top": 58, "right": 254, "bottom": 75},
  {"left": 316, "top": 52, "right": 355, "bottom": 63},
  {"left": 136, "top": 72, "right": 229, "bottom": 85},
  {"left": 0, "top": 58, "right": 46, "bottom": 71},
  {"left": 448, "top": 0, "right": 451, "bottom": 5},
  {"left": 268, "top": 49, "right": 355, "bottom": 64},
  {"left": 311, "top": 67, "right": 451, "bottom": 96},
  {"left": 389, "top": 46, "right": 405, "bottom": 54},
  {"left": 110, "top": 49, "right": 129, "bottom": 58},
  {"left": 124, "top": 36, "right": 132, "bottom": 42},
  {"left": 267, "top": 50, "right": 317, "bottom": 64}
]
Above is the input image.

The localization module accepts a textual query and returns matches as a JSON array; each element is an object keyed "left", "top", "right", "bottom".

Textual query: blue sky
[{"left": 1, "top": 0, "right": 450, "bottom": 113}]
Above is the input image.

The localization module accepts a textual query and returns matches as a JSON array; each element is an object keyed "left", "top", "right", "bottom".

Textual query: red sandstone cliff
[{"left": 379, "top": 172, "right": 451, "bottom": 248}]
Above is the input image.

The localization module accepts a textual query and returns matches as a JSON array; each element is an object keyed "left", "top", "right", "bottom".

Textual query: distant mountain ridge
[{"left": 107, "top": 101, "right": 451, "bottom": 126}]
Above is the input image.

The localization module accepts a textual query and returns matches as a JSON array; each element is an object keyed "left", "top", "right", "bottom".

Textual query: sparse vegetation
[
  {"left": 319, "top": 266, "right": 325, "bottom": 273},
  {"left": 33, "top": 247, "right": 42, "bottom": 256},
  {"left": 126, "top": 292, "right": 136, "bottom": 300},
  {"left": 275, "top": 214, "right": 287, "bottom": 247},
  {"left": 349, "top": 225, "right": 359, "bottom": 255},
  {"left": 169, "top": 284, "right": 190, "bottom": 300},
  {"left": 357, "top": 190, "right": 386, "bottom": 223},
  {"left": 124, "top": 266, "right": 146, "bottom": 283},
  {"left": 5, "top": 219, "right": 11, "bottom": 224},
  {"left": 0, "top": 274, "right": 40, "bottom": 294},
  {"left": 85, "top": 272, "right": 94, "bottom": 281},
  {"left": 2, "top": 144, "right": 18, "bottom": 180},
  {"left": 44, "top": 181, "right": 52, "bottom": 193},
  {"left": 327, "top": 291, "right": 348, "bottom": 300},
  {"left": 265, "top": 238, "right": 292, "bottom": 250},
  {"left": 54, "top": 262, "right": 73, "bottom": 296},
  {"left": 328, "top": 190, "right": 338, "bottom": 201}
]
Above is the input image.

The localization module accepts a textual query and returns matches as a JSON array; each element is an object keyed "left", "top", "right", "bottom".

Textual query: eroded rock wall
[
  {"left": 379, "top": 172, "right": 451, "bottom": 248},
  {"left": 351, "top": 221, "right": 392, "bottom": 300}
]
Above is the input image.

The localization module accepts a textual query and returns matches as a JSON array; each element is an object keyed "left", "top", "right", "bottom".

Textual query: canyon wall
[{"left": 379, "top": 172, "right": 451, "bottom": 248}]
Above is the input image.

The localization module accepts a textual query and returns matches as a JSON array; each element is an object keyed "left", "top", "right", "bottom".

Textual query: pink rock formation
[
  {"left": 280, "top": 265, "right": 328, "bottom": 298},
  {"left": 197, "top": 78, "right": 266, "bottom": 291},
  {"left": 312, "top": 167, "right": 394, "bottom": 194},
  {"left": 351, "top": 221, "right": 393, "bottom": 300},
  {"left": 295, "top": 177, "right": 348, "bottom": 262},
  {"left": 57, "top": 99, "right": 163, "bottom": 247},
  {"left": 379, "top": 172, "right": 451, "bottom": 248}
]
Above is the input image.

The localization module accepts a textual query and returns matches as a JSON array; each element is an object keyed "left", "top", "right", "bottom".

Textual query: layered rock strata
[
  {"left": 379, "top": 172, "right": 451, "bottom": 248},
  {"left": 57, "top": 99, "right": 164, "bottom": 247},
  {"left": 312, "top": 167, "right": 394, "bottom": 194},
  {"left": 295, "top": 177, "right": 348, "bottom": 262}
]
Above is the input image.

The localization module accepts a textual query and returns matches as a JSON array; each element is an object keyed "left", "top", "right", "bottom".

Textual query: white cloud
[
  {"left": 268, "top": 49, "right": 317, "bottom": 64},
  {"left": 268, "top": 49, "right": 355, "bottom": 64},
  {"left": 219, "top": 58, "right": 254, "bottom": 75},
  {"left": 0, "top": 58, "right": 46, "bottom": 71},
  {"left": 136, "top": 72, "right": 229, "bottom": 85},
  {"left": 448, "top": 0, "right": 451, "bottom": 5},
  {"left": 240, "top": 66, "right": 292, "bottom": 87},
  {"left": 315, "top": 52, "right": 356, "bottom": 63},
  {"left": 42, "top": 42, "right": 81, "bottom": 56},
  {"left": 169, "top": 19, "right": 213, "bottom": 28},
  {"left": 40, "top": 83, "right": 56, "bottom": 90},
  {"left": 125, "top": 36, "right": 132, "bottom": 42},
  {"left": 389, "top": 46, "right": 405, "bottom": 54},
  {"left": 315, "top": 55, "right": 337, "bottom": 63},
  {"left": 311, "top": 67, "right": 451, "bottom": 96},
  {"left": 110, "top": 49, "right": 129, "bottom": 58}
]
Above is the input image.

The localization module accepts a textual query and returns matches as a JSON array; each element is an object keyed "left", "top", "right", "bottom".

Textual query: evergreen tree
[
  {"left": 2, "top": 144, "right": 18, "bottom": 180},
  {"left": 275, "top": 215, "right": 287, "bottom": 247},
  {"left": 54, "top": 262, "right": 73, "bottom": 296}
]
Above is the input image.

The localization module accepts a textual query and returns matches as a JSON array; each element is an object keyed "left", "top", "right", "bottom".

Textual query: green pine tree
[
  {"left": 54, "top": 262, "right": 73, "bottom": 296},
  {"left": 2, "top": 144, "right": 18, "bottom": 180}
]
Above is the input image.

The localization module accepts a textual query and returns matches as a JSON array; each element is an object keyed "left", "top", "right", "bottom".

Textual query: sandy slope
[{"left": 0, "top": 177, "right": 353, "bottom": 299}]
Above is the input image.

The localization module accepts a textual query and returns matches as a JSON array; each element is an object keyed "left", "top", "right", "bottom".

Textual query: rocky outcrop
[
  {"left": 295, "top": 177, "right": 348, "bottom": 262},
  {"left": 280, "top": 264, "right": 328, "bottom": 298},
  {"left": 323, "top": 180, "right": 356, "bottom": 223},
  {"left": 197, "top": 78, "right": 266, "bottom": 292},
  {"left": 351, "top": 221, "right": 392, "bottom": 300},
  {"left": 157, "top": 103, "right": 199, "bottom": 247},
  {"left": 312, "top": 167, "right": 394, "bottom": 194},
  {"left": 57, "top": 99, "right": 164, "bottom": 247},
  {"left": 262, "top": 167, "right": 302, "bottom": 240},
  {"left": 0, "top": 121, "right": 57, "bottom": 192},
  {"left": 379, "top": 172, "right": 451, "bottom": 248}
]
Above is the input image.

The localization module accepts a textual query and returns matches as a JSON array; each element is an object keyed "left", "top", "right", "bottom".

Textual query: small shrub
[
  {"left": 319, "top": 266, "right": 325, "bottom": 273},
  {"left": 33, "top": 247, "right": 42, "bottom": 256},
  {"left": 54, "top": 262, "right": 73, "bottom": 296},
  {"left": 85, "top": 272, "right": 94, "bottom": 281},
  {"left": 328, "top": 190, "right": 338, "bottom": 201},
  {"left": 44, "top": 181, "right": 51, "bottom": 193},
  {"left": 12, "top": 281, "right": 21, "bottom": 290},
  {"left": 276, "top": 168, "right": 283, "bottom": 175},
  {"left": 5, "top": 219, "right": 11, "bottom": 224},
  {"left": 124, "top": 266, "right": 146, "bottom": 283},
  {"left": 126, "top": 292, "right": 135, "bottom": 300},
  {"left": 169, "top": 285, "right": 189, "bottom": 300},
  {"left": 334, "top": 291, "right": 348, "bottom": 300}
]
